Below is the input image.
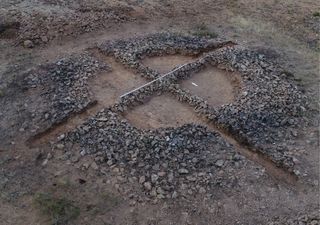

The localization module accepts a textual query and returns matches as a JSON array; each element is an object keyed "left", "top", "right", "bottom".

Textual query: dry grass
[
  {"left": 191, "top": 24, "right": 218, "bottom": 38},
  {"left": 33, "top": 193, "right": 80, "bottom": 225}
]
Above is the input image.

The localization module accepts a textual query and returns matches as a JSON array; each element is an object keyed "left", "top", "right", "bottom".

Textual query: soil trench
[
  {"left": 205, "top": 122, "right": 299, "bottom": 186},
  {"left": 123, "top": 93, "right": 204, "bottom": 129}
]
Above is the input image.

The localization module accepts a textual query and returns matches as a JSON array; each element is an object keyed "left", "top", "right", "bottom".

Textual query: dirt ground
[{"left": 0, "top": 1, "right": 319, "bottom": 225}]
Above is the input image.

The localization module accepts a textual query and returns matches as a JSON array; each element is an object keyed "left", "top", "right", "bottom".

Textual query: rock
[
  {"left": 41, "top": 36, "right": 48, "bottom": 43},
  {"left": 199, "top": 187, "right": 206, "bottom": 194},
  {"left": 178, "top": 168, "right": 189, "bottom": 174},
  {"left": 82, "top": 163, "right": 90, "bottom": 170},
  {"left": 42, "top": 159, "right": 48, "bottom": 166},
  {"left": 23, "top": 40, "right": 34, "bottom": 48},
  {"left": 91, "top": 162, "right": 99, "bottom": 170},
  {"left": 57, "top": 134, "right": 65, "bottom": 141},
  {"left": 171, "top": 191, "right": 178, "bottom": 199},
  {"left": 151, "top": 174, "right": 159, "bottom": 183},
  {"left": 56, "top": 143, "right": 65, "bottom": 149},
  {"left": 139, "top": 176, "right": 146, "bottom": 184},
  {"left": 70, "top": 155, "right": 80, "bottom": 163},
  {"left": 97, "top": 117, "right": 108, "bottom": 122},
  {"left": 158, "top": 171, "right": 166, "bottom": 177},
  {"left": 143, "top": 182, "right": 152, "bottom": 191},
  {"left": 215, "top": 159, "right": 224, "bottom": 167}
]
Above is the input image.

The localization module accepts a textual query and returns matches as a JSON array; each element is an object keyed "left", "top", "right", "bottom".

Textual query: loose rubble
[
  {"left": 64, "top": 110, "right": 248, "bottom": 199},
  {"left": 268, "top": 211, "right": 319, "bottom": 225},
  {"left": 22, "top": 53, "right": 108, "bottom": 133},
  {"left": 1, "top": 0, "right": 130, "bottom": 45},
  {"left": 97, "top": 33, "right": 308, "bottom": 170}
]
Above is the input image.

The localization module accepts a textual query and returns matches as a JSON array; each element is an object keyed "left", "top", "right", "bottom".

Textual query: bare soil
[
  {"left": 180, "top": 67, "right": 239, "bottom": 107},
  {"left": 0, "top": 1, "right": 319, "bottom": 225},
  {"left": 142, "top": 55, "right": 197, "bottom": 74},
  {"left": 123, "top": 93, "right": 204, "bottom": 129}
]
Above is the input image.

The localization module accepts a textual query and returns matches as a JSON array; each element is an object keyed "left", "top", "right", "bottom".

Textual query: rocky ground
[{"left": 0, "top": 1, "right": 319, "bottom": 225}]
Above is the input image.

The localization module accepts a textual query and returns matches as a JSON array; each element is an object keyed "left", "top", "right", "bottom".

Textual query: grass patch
[
  {"left": 0, "top": 89, "right": 4, "bottom": 97},
  {"left": 34, "top": 193, "right": 80, "bottom": 225},
  {"left": 101, "top": 192, "right": 120, "bottom": 208},
  {"left": 191, "top": 24, "right": 218, "bottom": 38},
  {"left": 88, "top": 192, "right": 121, "bottom": 215},
  {"left": 313, "top": 12, "right": 320, "bottom": 17}
]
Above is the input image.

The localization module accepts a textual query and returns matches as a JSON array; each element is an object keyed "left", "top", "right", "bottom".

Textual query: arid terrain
[{"left": 0, "top": 1, "right": 319, "bottom": 225}]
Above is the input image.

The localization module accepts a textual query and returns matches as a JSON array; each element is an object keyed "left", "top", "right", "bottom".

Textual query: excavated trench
[
  {"left": 123, "top": 93, "right": 204, "bottom": 129},
  {"left": 28, "top": 41, "right": 300, "bottom": 187}
]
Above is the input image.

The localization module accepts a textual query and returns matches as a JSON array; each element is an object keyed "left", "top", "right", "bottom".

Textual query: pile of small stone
[
  {"left": 268, "top": 211, "right": 319, "bottom": 225},
  {"left": 99, "top": 32, "right": 233, "bottom": 79},
  {"left": 98, "top": 33, "right": 308, "bottom": 170},
  {"left": 203, "top": 47, "right": 308, "bottom": 170},
  {"left": 1, "top": 0, "right": 129, "bottom": 45},
  {"left": 22, "top": 53, "right": 108, "bottom": 133},
  {"left": 63, "top": 109, "right": 248, "bottom": 199}
]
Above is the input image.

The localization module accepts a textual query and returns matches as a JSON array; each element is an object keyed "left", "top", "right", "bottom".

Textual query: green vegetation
[
  {"left": 100, "top": 192, "right": 121, "bottom": 211},
  {"left": 191, "top": 24, "right": 218, "bottom": 38},
  {"left": 86, "top": 192, "right": 121, "bottom": 216},
  {"left": 312, "top": 12, "right": 320, "bottom": 17},
  {"left": 34, "top": 193, "right": 80, "bottom": 225}
]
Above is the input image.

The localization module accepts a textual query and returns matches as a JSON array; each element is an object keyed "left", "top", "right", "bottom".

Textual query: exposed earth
[{"left": 0, "top": 1, "right": 319, "bottom": 225}]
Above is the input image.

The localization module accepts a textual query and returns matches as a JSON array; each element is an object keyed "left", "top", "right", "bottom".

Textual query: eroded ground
[{"left": 0, "top": 1, "right": 319, "bottom": 225}]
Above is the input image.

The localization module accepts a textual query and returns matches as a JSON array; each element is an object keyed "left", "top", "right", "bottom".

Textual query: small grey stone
[
  {"left": 178, "top": 168, "right": 189, "bottom": 174},
  {"left": 171, "top": 191, "right": 178, "bottom": 199},
  {"left": 57, "top": 134, "right": 65, "bottom": 141},
  {"left": 199, "top": 187, "right": 206, "bottom": 194},
  {"left": 23, "top": 40, "right": 34, "bottom": 48},
  {"left": 107, "top": 160, "right": 114, "bottom": 166},
  {"left": 215, "top": 159, "right": 224, "bottom": 167},
  {"left": 41, "top": 36, "right": 48, "bottom": 43},
  {"left": 143, "top": 182, "right": 152, "bottom": 191},
  {"left": 139, "top": 176, "right": 146, "bottom": 184},
  {"left": 82, "top": 163, "right": 90, "bottom": 170},
  {"left": 56, "top": 143, "right": 64, "bottom": 149},
  {"left": 91, "top": 162, "right": 99, "bottom": 170},
  {"left": 158, "top": 171, "right": 166, "bottom": 177},
  {"left": 151, "top": 174, "right": 159, "bottom": 183}
]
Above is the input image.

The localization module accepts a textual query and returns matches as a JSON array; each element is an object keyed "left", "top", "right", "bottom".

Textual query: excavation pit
[
  {"left": 180, "top": 67, "right": 241, "bottom": 107},
  {"left": 89, "top": 56, "right": 146, "bottom": 107}
]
